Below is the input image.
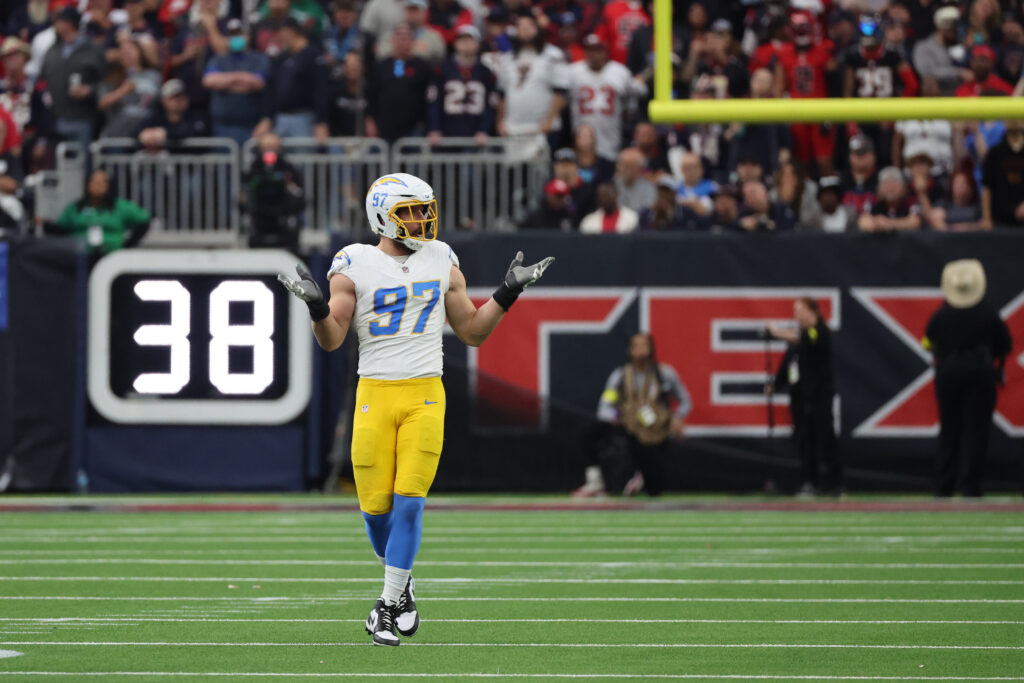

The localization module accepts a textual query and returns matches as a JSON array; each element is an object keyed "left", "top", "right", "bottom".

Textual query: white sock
[
  {"left": 376, "top": 555, "right": 386, "bottom": 568},
  {"left": 382, "top": 565, "right": 411, "bottom": 606}
]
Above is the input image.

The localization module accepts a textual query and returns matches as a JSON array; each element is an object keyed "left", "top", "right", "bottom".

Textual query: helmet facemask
[{"left": 389, "top": 198, "right": 439, "bottom": 248}]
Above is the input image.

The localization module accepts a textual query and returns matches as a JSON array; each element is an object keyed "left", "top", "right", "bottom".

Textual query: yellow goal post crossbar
[{"left": 649, "top": 0, "right": 1024, "bottom": 124}]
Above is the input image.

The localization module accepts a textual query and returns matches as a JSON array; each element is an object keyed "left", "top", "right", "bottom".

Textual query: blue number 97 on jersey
[{"left": 369, "top": 287, "right": 407, "bottom": 336}]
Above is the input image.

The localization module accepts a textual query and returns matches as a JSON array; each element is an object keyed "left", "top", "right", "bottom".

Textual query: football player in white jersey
[
  {"left": 568, "top": 34, "right": 649, "bottom": 163},
  {"left": 279, "top": 173, "right": 554, "bottom": 646}
]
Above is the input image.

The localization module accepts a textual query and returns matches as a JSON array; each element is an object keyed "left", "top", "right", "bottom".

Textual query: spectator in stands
[
  {"left": 120, "top": 0, "right": 160, "bottom": 66},
  {"left": 553, "top": 12, "right": 585, "bottom": 64},
  {"left": 906, "top": 152, "right": 946, "bottom": 228},
  {"left": 678, "top": 1, "right": 709, "bottom": 58},
  {"left": 858, "top": 166, "right": 922, "bottom": 233},
  {"left": 843, "top": 16, "right": 918, "bottom": 166},
  {"left": 0, "top": 38, "right": 33, "bottom": 139},
  {"left": 0, "top": 104, "right": 24, "bottom": 181},
  {"left": 580, "top": 182, "right": 639, "bottom": 234},
  {"left": 324, "top": 0, "right": 362, "bottom": 64},
  {"left": 55, "top": 167, "right": 151, "bottom": 253},
  {"left": 595, "top": 0, "right": 650, "bottom": 65},
  {"left": 377, "top": 0, "right": 445, "bottom": 63},
  {"left": 706, "top": 182, "right": 741, "bottom": 232},
  {"left": 724, "top": 69, "right": 790, "bottom": 177},
  {"left": 359, "top": 0, "right": 408, "bottom": 45},
  {"left": 683, "top": 18, "right": 748, "bottom": 99},
  {"left": 965, "top": 0, "right": 1001, "bottom": 46},
  {"left": 0, "top": 153, "right": 27, "bottom": 234},
  {"left": 427, "top": 0, "right": 474, "bottom": 46},
  {"left": 614, "top": 146, "right": 655, "bottom": 214},
  {"left": 816, "top": 176, "right": 853, "bottom": 232},
  {"left": 138, "top": 79, "right": 210, "bottom": 150},
  {"left": 956, "top": 44, "right": 1014, "bottom": 96},
  {"left": 242, "top": 132, "right": 305, "bottom": 251},
  {"left": 40, "top": 5, "right": 105, "bottom": 156},
  {"left": 252, "top": 0, "right": 327, "bottom": 53},
  {"left": 82, "top": 0, "right": 124, "bottom": 65},
  {"left": 97, "top": 38, "right": 161, "bottom": 138},
  {"left": 6, "top": 0, "right": 54, "bottom": 43},
  {"left": 567, "top": 33, "right": 647, "bottom": 168},
  {"left": 913, "top": 6, "right": 969, "bottom": 96},
  {"left": 739, "top": 178, "right": 795, "bottom": 232},
  {"left": 675, "top": 150, "right": 714, "bottom": 217},
  {"left": 632, "top": 122, "right": 670, "bottom": 176},
  {"left": 931, "top": 169, "right": 984, "bottom": 231},
  {"left": 495, "top": 12, "right": 568, "bottom": 148},
  {"left": 265, "top": 19, "right": 329, "bottom": 141},
  {"left": 168, "top": 0, "right": 229, "bottom": 112},
  {"left": 841, "top": 134, "right": 878, "bottom": 216},
  {"left": 364, "top": 22, "right": 431, "bottom": 142},
  {"left": 482, "top": 6, "right": 513, "bottom": 57},
  {"left": 552, "top": 147, "right": 596, "bottom": 217},
  {"left": 642, "top": 176, "right": 687, "bottom": 230},
  {"left": 998, "top": 15, "right": 1024, "bottom": 86},
  {"left": 427, "top": 25, "right": 497, "bottom": 146},
  {"left": 521, "top": 178, "right": 576, "bottom": 231},
  {"left": 772, "top": 162, "right": 822, "bottom": 231},
  {"left": 981, "top": 119, "right": 1024, "bottom": 228},
  {"left": 776, "top": 12, "right": 837, "bottom": 176},
  {"left": 893, "top": 80, "right": 954, "bottom": 174},
  {"left": 202, "top": 18, "right": 271, "bottom": 146},
  {"left": 574, "top": 123, "right": 613, "bottom": 186},
  {"left": 326, "top": 51, "right": 365, "bottom": 136}
]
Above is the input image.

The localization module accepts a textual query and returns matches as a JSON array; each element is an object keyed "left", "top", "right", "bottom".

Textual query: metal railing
[
  {"left": 241, "top": 137, "right": 390, "bottom": 246},
  {"left": 41, "top": 136, "right": 550, "bottom": 247},
  {"left": 391, "top": 135, "right": 550, "bottom": 232},
  {"left": 92, "top": 137, "right": 241, "bottom": 246}
]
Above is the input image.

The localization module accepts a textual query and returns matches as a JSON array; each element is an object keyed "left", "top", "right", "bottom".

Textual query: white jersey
[
  {"left": 496, "top": 45, "right": 569, "bottom": 133},
  {"left": 567, "top": 60, "right": 647, "bottom": 161},
  {"left": 327, "top": 240, "right": 459, "bottom": 380}
]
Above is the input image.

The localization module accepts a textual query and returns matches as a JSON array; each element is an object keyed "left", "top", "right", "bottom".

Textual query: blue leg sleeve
[
  {"left": 385, "top": 494, "right": 425, "bottom": 571},
  {"left": 362, "top": 510, "right": 393, "bottom": 559}
]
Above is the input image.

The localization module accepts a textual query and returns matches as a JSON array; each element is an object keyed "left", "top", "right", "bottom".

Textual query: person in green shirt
[{"left": 56, "top": 169, "right": 152, "bottom": 253}]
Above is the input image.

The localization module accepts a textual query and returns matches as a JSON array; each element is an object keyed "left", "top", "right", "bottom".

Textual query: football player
[{"left": 279, "top": 173, "right": 554, "bottom": 646}]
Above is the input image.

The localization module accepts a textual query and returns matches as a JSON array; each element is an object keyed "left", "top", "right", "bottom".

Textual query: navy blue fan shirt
[
  {"left": 269, "top": 44, "right": 329, "bottom": 123},
  {"left": 426, "top": 58, "right": 497, "bottom": 137},
  {"left": 366, "top": 56, "right": 432, "bottom": 142}
]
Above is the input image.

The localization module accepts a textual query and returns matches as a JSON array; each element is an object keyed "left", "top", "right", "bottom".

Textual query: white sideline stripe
[
  {"left": 3, "top": 618, "right": 1022, "bottom": 625},
  {"left": 2, "top": 675, "right": 1024, "bottom": 681},
  {"left": 6, "top": 558, "right": 1024, "bottom": 570},
  {"left": 3, "top": 596, "right": 1023, "bottom": 603},
  {"left": 3, "top": 576, "right": 1023, "bottom": 586},
  {"left": 3, "top": 641, "right": 1024, "bottom": 650},
  {"left": 2, "top": 535, "right": 1021, "bottom": 546}
]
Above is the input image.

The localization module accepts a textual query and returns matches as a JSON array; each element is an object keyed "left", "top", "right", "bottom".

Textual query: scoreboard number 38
[{"left": 87, "top": 250, "right": 313, "bottom": 425}]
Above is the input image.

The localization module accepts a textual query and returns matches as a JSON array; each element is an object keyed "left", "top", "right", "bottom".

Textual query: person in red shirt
[
  {"left": 595, "top": 0, "right": 650, "bottom": 65},
  {"left": 955, "top": 45, "right": 1014, "bottom": 96},
  {"left": 776, "top": 11, "right": 837, "bottom": 175}
]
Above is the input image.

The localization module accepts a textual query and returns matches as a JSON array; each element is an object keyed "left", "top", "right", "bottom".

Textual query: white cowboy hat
[{"left": 941, "top": 259, "right": 986, "bottom": 309}]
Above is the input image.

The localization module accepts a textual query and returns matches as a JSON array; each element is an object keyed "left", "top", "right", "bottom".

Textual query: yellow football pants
[{"left": 350, "top": 377, "right": 445, "bottom": 514}]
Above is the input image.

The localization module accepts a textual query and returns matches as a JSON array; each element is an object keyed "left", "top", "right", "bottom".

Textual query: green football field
[{"left": 0, "top": 495, "right": 1023, "bottom": 682}]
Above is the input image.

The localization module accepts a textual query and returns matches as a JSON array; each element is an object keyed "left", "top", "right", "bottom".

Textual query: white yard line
[
  {"left": 2, "top": 674, "right": 1024, "bottom": 680},
  {"left": 2, "top": 641, "right": 1023, "bottom": 650},
  {"left": 2, "top": 596, "right": 1023, "bottom": 604},
  {"left": 1, "top": 618, "right": 1022, "bottom": 625},
  {"left": 2, "top": 576, "right": 1023, "bottom": 586}
]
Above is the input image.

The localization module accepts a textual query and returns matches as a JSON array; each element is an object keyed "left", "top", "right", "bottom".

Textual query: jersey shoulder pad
[
  {"left": 327, "top": 243, "right": 366, "bottom": 277},
  {"left": 432, "top": 239, "right": 460, "bottom": 268}
]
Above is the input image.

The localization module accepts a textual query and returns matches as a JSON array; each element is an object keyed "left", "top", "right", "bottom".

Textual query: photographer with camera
[
  {"left": 767, "top": 298, "right": 844, "bottom": 497},
  {"left": 241, "top": 133, "right": 305, "bottom": 252}
]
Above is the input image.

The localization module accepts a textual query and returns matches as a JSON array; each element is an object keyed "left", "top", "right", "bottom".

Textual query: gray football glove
[
  {"left": 278, "top": 264, "right": 331, "bottom": 322},
  {"left": 493, "top": 250, "right": 555, "bottom": 311}
]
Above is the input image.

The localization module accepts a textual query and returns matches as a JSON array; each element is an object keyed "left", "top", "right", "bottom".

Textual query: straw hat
[{"left": 941, "top": 259, "right": 986, "bottom": 309}]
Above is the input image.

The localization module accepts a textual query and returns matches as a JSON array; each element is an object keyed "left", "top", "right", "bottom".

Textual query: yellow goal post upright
[{"left": 648, "top": 0, "right": 1024, "bottom": 124}]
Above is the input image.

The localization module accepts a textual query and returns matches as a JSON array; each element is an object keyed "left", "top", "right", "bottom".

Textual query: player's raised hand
[
  {"left": 492, "top": 251, "right": 555, "bottom": 311},
  {"left": 278, "top": 264, "right": 331, "bottom": 321},
  {"left": 503, "top": 251, "right": 555, "bottom": 292}
]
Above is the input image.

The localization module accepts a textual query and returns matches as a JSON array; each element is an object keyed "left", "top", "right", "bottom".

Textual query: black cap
[
  {"left": 55, "top": 5, "right": 82, "bottom": 25},
  {"left": 554, "top": 148, "right": 577, "bottom": 163}
]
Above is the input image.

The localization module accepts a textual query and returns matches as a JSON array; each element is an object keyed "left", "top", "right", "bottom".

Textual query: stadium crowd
[{"left": 2, "top": 0, "right": 1024, "bottom": 237}]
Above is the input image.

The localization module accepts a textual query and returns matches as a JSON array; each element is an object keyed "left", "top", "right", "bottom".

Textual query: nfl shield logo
[
  {"left": 361, "top": 405, "right": 369, "bottom": 413},
  {"left": 402, "top": 266, "right": 409, "bottom": 273}
]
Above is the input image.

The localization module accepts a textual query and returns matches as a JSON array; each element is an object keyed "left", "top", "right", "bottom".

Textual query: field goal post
[{"left": 649, "top": 0, "right": 1024, "bottom": 124}]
